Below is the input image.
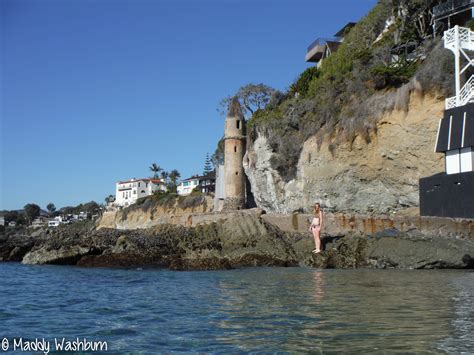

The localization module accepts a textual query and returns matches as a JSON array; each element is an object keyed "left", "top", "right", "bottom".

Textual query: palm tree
[
  {"left": 149, "top": 163, "right": 162, "bottom": 179},
  {"left": 160, "top": 170, "right": 169, "bottom": 182},
  {"left": 169, "top": 169, "right": 181, "bottom": 185}
]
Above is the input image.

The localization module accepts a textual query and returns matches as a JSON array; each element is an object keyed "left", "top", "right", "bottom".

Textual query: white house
[
  {"left": 115, "top": 178, "right": 166, "bottom": 207},
  {"left": 177, "top": 176, "right": 200, "bottom": 196},
  {"left": 177, "top": 173, "right": 216, "bottom": 196},
  {"left": 48, "top": 220, "right": 60, "bottom": 227},
  {"left": 32, "top": 217, "right": 47, "bottom": 228},
  {"left": 0, "top": 216, "right": 4, "bottom": 226}
]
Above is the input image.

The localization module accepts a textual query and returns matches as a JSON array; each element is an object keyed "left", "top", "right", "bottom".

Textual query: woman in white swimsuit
[{"left": 309, "top": 203, "right": 323, "bottom": 254}]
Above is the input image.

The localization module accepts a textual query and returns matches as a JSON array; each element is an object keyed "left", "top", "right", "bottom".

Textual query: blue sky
[{"left": 1, "top": 0, "right": 376, "bottom": 210}]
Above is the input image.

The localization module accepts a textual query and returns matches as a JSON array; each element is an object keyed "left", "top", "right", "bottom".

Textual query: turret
[{"left": 223, "top": 97, "right": 246, "bottom": 210}]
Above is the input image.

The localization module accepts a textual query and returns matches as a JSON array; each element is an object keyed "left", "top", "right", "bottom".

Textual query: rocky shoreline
[{"left": 1, "top": 212, "right": 474, "bottom": 270}]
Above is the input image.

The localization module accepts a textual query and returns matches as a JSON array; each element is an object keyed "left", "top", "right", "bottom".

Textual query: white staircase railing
[
  {"left": 445, "top": 75, "right": 474, "bottom": 109},
  {"left": 444, "top": 26, "right": 474, "bottom": 109},
  {"left": 444, "top": 26, "right": 474, "bottom": 51}
]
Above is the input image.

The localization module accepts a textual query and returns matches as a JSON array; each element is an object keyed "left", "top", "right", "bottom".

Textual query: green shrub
[
  {"left": 289, "top": 67, "right": 320, "bottom": 97},
  {"left": 371, "top": 60, "right": 420, "bottom": 88},
  {"left": 178, "top": 195, "right": 207, "bottom": 209}
]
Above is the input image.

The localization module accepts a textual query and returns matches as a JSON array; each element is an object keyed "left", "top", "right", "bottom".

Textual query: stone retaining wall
[{"left": 98, "top": 206, "right": 474, "bottom": 240}]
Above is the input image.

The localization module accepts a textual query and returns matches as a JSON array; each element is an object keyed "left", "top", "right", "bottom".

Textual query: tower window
[
  {"left": 234, "top": 146, "right": 237, "bottom": 152},
  {"left": 237, "top": 120, "right": 240, "bottom": 129},
  {"left": 235, "top": 172, "right": 238, "bottom": 175}
]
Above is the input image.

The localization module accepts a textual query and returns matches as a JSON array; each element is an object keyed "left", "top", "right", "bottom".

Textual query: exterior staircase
[{"left": 444, "top": 26, "right": 474, "bottom": 109}]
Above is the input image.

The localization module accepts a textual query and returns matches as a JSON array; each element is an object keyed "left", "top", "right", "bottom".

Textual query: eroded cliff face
[
  {"left": 98, "top": 196, "right": 214, "bottom": 230},
  {"left": 244, "top": 93, "right": 444, "bottom": 214}
]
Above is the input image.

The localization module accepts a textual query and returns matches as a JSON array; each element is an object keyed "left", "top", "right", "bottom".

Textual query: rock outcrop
[
  {"left": 244, "top": 94, "right": 444, "bottom": 214},
  {"left": 309, "top": 232, "right": 474, "bottom": 269},
  {"left": 2, "top": 212, "right": 474, "bottom": 270}
]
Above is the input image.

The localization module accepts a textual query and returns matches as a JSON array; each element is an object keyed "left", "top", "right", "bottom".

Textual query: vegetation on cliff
[{"left": 244, "top": 0, "right": 455, "bottom": 181}]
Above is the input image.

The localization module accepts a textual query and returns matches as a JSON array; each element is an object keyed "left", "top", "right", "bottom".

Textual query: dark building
[
  {"left": 198, "top": 172, "right": 216, "bottom": 194},
  {"left": 433, "top": 0, "right": 473, "bottom": 32},
  {"left": 419, "top": 25, "right": 474, "bottom": 219},
  {"left": 305, "top": 22, "right": 356, "bottom": 66}
]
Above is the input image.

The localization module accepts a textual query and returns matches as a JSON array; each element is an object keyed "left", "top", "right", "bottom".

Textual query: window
[
  {"left": 141, "top": 190, "right": 145, "bottom": 193},
  {"left": 184, "top": 181, "right": 189, "bottom": 186},
  {"left": 133, "top": 190, "right": 136, "bottom": 194},
  {"left": 138, "top": 182, "right": 140, "bottom": 187},
  {"left": 234, "top": 146, "right": 237, "bottom": 153},
  {"left": 237, "top": 120, "right": 240, "bottom": 129},
  {"left": 235, "top": 172, "right": 238, "bottom": 175}
]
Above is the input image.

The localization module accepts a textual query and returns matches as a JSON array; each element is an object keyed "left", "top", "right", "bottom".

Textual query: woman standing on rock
[{"left": 310, "top": 203, "right": 323, "bottom": 254}]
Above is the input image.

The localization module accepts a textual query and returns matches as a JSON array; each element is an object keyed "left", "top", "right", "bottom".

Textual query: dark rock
[
  {"left": 169, "top": 257, "right": 233, "bottom": 271},
  {"left": 2, "top": 213, "right": 474, "bottom": 271},
  {"left": 366, "top": 235, "right": 474, "bottom": 269},
  {"left": 231, "top": 253, "right": 298, "bottom": 267},
  {"left": 22, "top": 246, "right": 95, "bottom": 265},
  {"left": 0, "top": 234, "right": 36, "bottom": 262},
  {"left": 77, "top": 253, "right": 169, "bottom": 268},
  {"left": 374, "top": 228, "right": 401, "bottom": 238}
]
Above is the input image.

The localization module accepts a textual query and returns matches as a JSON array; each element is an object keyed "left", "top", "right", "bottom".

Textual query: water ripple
[{"left": 0, "top": 264, "right": 473, "bottom": 352}]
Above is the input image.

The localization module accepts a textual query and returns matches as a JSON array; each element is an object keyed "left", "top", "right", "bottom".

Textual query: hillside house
[
  {"left": 177, "top": 173, "right": 216, "bottom": 196},
  {"left": 48, "top": 219, "right": 61, "bottom": 227},
  {"left": 32, "top": 217, "right": 47, "bottom": 228},
  {"left": 305, "top": 22, "right": 355, "bottom": 67},
  {"left": 115, "top": 178, "right": 166, "bottom": 207}
]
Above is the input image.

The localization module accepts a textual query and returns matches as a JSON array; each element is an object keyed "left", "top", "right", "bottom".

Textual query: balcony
[
  {"left": 433, "top": 0, "right": 473, "bottom": 19},
  {"left": 305, "top": 37, "right": 340, "bottom": 63}
]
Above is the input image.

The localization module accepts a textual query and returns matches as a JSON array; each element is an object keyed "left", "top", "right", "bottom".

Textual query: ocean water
[{"left": 0, "top": 263, "right": 473, "bottom": 353}]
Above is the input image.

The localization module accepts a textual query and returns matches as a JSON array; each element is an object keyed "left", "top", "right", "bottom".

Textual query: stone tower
[{"left": 223, "top": 97, "right": 246, "bottom": 210}]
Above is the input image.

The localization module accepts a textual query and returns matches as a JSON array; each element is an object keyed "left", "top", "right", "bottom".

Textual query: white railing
[
  {"left": 444, "top": 26, "right": 474, "bottom": 50},
  {"left": 459, "top": 75, "right": 474, "bottom": 102},
  {"left": 444, "top": 26, "right": 474, "bottom": 108},
  {"left": 446, "top": 75, "right": 474, "bottom": 109},
  {"left": 444, "top": 27, "right": 456, "bottom": 46},
  {"left": 445, "top": 96, "right": 457, "bottom": 109}
]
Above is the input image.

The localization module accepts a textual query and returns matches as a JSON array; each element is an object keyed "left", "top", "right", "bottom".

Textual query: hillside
[{"left": 242, "top": 0, "right": 462, "bottom": 214}]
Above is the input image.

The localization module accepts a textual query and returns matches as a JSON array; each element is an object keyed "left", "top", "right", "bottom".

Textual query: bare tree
[{"left": 218, "top": 83, "right": 278, "bottom": 118}]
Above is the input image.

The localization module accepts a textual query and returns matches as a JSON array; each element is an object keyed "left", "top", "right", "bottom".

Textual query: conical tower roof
[{"left": 227, "top": 96, "right": 244, "bottom": 120}]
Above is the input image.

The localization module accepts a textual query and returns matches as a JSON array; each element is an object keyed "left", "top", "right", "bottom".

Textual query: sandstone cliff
[
  {"left": 244, "top": 93, "right": 444, "bottom": 214},
  {"left": 99, "top": 196, "right": 214, "bottom": 229}
]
